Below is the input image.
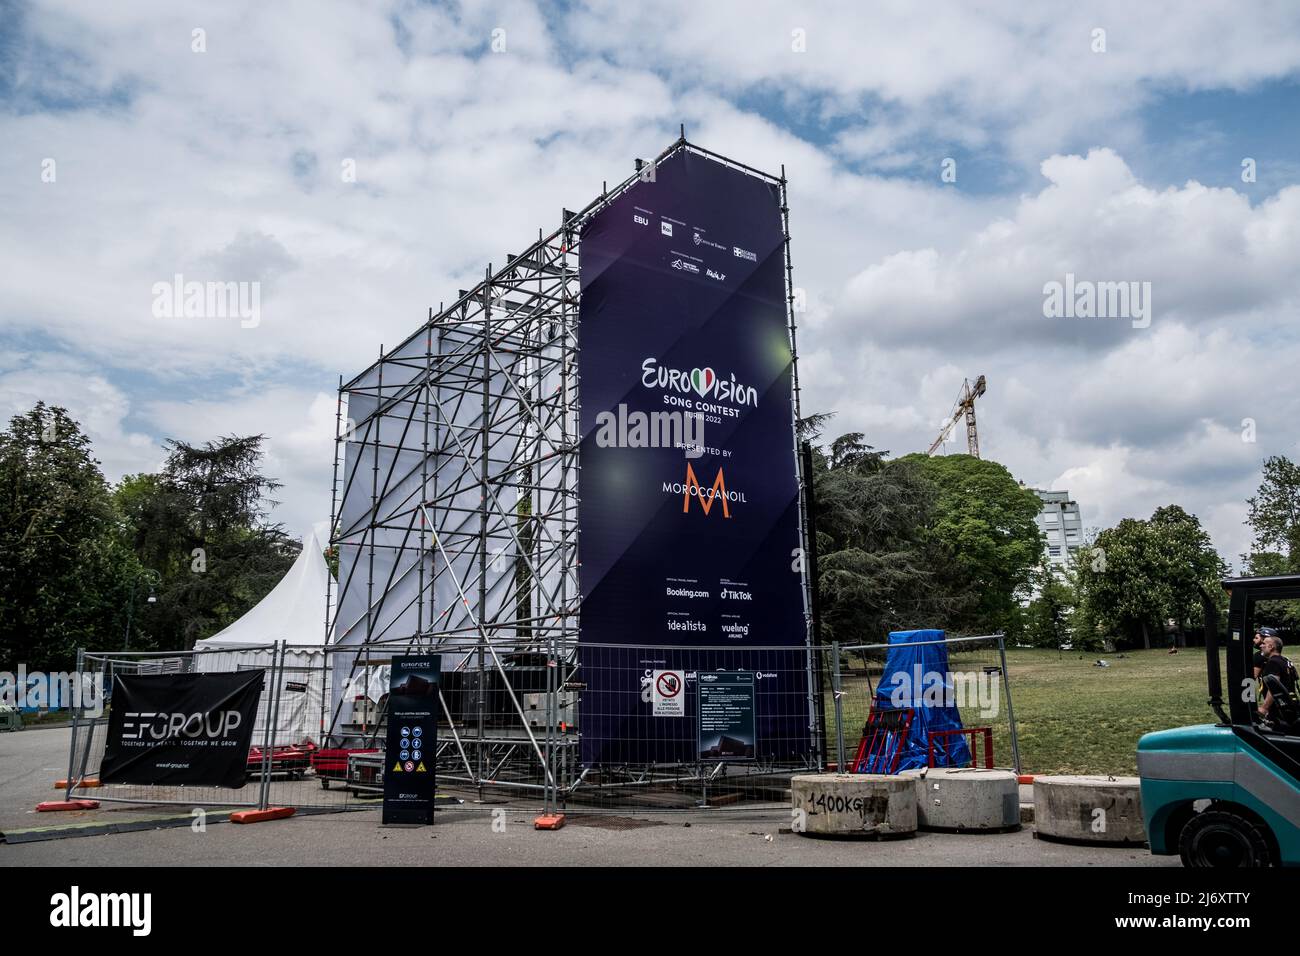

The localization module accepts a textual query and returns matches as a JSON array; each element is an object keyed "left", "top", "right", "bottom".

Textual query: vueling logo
[{"left": 664, "top": 463, "right": 747, "bottom": 517}]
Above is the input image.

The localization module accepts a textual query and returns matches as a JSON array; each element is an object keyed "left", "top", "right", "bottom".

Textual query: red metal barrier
[
  {"left": 849, "top": 708, "right": 914, "bottom": 774},
  {"left": 927, "top": 727, "right": 994, "bottom": 769}
]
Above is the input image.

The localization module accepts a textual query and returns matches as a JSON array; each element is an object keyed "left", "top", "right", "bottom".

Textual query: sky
[{"left": 1, "top": 0, "right": 1298, "bottom": 562}]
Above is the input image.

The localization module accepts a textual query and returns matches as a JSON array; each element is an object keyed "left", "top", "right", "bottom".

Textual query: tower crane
[{"left": 927, "top": 375, "right": 987, "bottom": 458}]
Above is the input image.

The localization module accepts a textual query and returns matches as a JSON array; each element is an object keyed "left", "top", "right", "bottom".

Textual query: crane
[{"left": 927, "top": 375, "right": 987, "bottom": 458}]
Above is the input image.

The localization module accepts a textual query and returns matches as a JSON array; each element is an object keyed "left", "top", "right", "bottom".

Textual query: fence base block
[
  {"left": 230, "top": 807, "right": 296, "bottom": 825},
  {"left": 54, "top": 778, "right": 101, "bottom": 789},
  {"left": 900, "top": 767, "right": 1021, "bottom": 832},
  {"left": 36, "top": 799, "right": 99, "bottom": 812},
  {"left": 534, "top": 813, "right": 566, "bottom": 830},
  {"left": 1033, "top": 775, "right": 1144, "bottom": 846},
  {"left": 792, "top": 773, "right": 917, "bottom": 838}
]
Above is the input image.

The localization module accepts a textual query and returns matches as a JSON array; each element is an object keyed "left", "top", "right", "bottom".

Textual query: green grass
[
  {"left": 999, "top": 647, "right": 1223, "bottom": 776},
  {"left": 823, "top": 647, "right": 1223, "bottom": 777}
]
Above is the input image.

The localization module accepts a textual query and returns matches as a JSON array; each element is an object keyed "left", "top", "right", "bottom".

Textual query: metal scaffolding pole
[{"left": 326, "top": 137, "right": 807, "bottom": 805}]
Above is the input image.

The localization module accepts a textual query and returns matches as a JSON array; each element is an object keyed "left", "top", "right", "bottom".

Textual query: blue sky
[{"left": 2, "top": 0, "right": 1299, "bottom": 562}]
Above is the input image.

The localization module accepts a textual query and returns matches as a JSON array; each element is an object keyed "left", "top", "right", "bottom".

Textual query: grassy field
[
  {"left": 998, "top": 647, "right": 1224, "bottom": 776},
  {"left": 826, "top": 646, "right": 1223, "bottom": 777}
]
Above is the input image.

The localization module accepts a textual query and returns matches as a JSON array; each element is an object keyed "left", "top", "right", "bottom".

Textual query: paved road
[
  {"left": 1, "top": 806, "right": 1175, "bottom": 867},
  {"left": 0, "top": 725, "right": 1176, "bottom": 867},
  {"left": 0, "top": 725, "right": 83, "bottom": 832}
]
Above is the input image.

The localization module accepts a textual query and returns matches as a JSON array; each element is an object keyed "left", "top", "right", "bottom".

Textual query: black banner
[
  {"left": 382, "top": 655, "right": 440, "bottom": 825},
  {"left": 100, "top": 671, "right": 264, "bottom": 788},
  {"left": 577, "top": 148, "right": 809, "bottom": 763}
]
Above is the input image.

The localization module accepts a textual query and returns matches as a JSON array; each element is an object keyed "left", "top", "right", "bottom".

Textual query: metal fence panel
[
  {"left": 819, "top": 634, "right": 1021, "bottom": 776},
  {"left": 62, "top": 633, "right": 1020, "bottom": 818}
]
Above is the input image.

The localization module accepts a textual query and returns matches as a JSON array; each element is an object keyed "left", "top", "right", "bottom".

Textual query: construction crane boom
[{"left": 927, "top": 374, "right": 987, "bottom": 457}]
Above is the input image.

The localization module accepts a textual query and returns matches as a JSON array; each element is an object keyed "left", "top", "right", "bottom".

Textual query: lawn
[
  {"left": 998, "top": 646, "right": 1223, "bottom": 776},
  {"left": 823, "top": 646, "right": 1223, "bottom": 777}
]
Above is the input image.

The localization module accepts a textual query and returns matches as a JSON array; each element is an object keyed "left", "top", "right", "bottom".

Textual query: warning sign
[
  {"left": 383, "top": 655, "right": 440, "bottom": 825},
  {"left": 652, "top": 670, "right": 685, "bottom": 717}
]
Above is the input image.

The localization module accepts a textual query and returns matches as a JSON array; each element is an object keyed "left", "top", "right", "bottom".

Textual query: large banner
[
  {"left": 100, "top": 672, "right": 264, "bottom": 788},
  {"left": 578, "top": 148, "right": 809, "bottom": 764}
]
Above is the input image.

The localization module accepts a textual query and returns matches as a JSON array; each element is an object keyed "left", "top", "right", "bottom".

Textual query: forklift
[{"left": 1138, "top": 575, "right": 1300, "bottom": 866}]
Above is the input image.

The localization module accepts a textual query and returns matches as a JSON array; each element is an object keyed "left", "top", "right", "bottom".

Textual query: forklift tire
[{"left": 1178, "top": 810, "right": 1274, "bottom": 867}]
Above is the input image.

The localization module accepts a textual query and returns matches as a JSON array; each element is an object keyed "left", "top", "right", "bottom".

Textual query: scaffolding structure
[{"left": 325, "top": 136, "right": 815, "bottom": 811}]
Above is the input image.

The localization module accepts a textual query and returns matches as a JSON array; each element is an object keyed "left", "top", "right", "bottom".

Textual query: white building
[{"left": 1034, "top": 489, "right": 1084, "bottom": 573}]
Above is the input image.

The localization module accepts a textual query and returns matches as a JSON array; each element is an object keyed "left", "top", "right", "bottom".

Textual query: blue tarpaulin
[{"left": 867, "top": 628, "right": 971, "bottom": 772}]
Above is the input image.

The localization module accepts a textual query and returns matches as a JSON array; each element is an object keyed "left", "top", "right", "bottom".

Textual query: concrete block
[
  {"left": 791, "top": 773, "right": 916, "bottom": 838},
  {"left": 1033, "top": 774, "right": 1145, "bottom": 846},
  {"left": 900, "top": 767, "right": 1021, "bottom": 832}
]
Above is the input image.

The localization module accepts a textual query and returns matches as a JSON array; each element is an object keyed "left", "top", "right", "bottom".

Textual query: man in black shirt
[
  {"left": 1258, "top": 635, "right": 1297, "bottom": 723},
  {"left": 1253, "top": 626, "right": 1278, "bottom": 681}
]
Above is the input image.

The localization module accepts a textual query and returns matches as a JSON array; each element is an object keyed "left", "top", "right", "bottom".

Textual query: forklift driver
[
  {"left": 1253, "top": 626, "right": 1279, "bottom": 681},
  {"left": 1258, "top": 635, "right": 1298, "bottom": 727}
]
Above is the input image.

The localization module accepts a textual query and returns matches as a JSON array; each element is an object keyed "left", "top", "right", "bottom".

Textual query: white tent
[{"left": 195, "top": 531, "right": 334, "bottom": 744}]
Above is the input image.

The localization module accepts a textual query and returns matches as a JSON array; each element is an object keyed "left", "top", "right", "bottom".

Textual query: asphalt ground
[{"left": 1, "top": 725, "right": 1176, "bottom": 867}]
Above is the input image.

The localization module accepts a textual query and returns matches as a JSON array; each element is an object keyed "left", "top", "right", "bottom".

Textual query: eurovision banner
[
  {"left": 100, "top": 672, "right": 264, "bottom": 788},
  {"left": 577, "top": 148, "right": 809, "bottom": 764}
]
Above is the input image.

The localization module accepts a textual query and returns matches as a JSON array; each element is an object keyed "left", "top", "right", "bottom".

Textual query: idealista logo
[
  {"left": 665, "top": 462, "right": 748, "bottom": 517},
  {"left": 641, "top": 357, "right": 758, "bottom": 407},
  {"left": 50, "top": 886, "right": 151, "bottom": 936}
]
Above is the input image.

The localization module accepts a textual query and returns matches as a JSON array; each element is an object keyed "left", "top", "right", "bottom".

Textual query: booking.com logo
[{"left": 0, "top": 666, "right": 105, "bottom": 718}]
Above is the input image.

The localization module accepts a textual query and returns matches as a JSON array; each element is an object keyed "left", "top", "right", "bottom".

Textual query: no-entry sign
[{"left": 652, "top": 670, "right": 685, "bottom": 717}]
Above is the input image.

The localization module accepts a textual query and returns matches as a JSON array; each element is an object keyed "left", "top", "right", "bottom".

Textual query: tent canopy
[
  {"left": 196, "top": 531, "right": 333, "bottom": 650},
  {"left": 194, "top": 532, "right": 334, "bottom": 744}
]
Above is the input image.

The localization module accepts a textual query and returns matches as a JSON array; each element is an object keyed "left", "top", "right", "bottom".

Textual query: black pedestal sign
[{"left": 382, "top": 656, "right": 441, "bottom": 825}]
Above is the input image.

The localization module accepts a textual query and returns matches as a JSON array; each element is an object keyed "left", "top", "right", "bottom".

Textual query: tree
[
  {"left": 1021, "top": 557, "right": 1076, "bottom": 649},
  {"left": 0, "top": 404, "right": 144, "bottom": 669},
  {"left": 1147, "top": 505, "right": 1226, "bottom": 644},
  {"left": 1074, "top": 518, "right": 1164, "bottom": 648},
  {"left": 900, "top": 453, "right": 1044, "bottom": 635},
  {"left": 810, "top": 432, "right": 968, "bottom": 643},
  {"left": 1074, "top": 506, "right": 1224, "bottom": 649},
  {"left": 1240, "top": 552, "right": 1300, "bottom": 631},
  {"left": 117, "top": 436, "right": 298, "bottom": 649},
  {"left": 1247, "top": 455, "right": 1300, "bottom": 570}
]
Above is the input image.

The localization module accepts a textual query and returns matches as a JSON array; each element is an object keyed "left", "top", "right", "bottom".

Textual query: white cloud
[
  {"left": 565, "top": 1, "right": 1300, "bottom": 165},
  {"left": 836, "top": 149, "right": 1300, "bottom": 351},
  {"left": 0, "top": 354, "right": 159, "bottom": 480},
  {"left": 1, "top": 0, "right": 1297, "bottom": 572}
]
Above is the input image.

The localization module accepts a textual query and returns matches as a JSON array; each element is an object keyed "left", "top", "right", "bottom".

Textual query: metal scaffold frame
[{"left": 325, "top": 135, "right": 816, "bottom": 812}]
